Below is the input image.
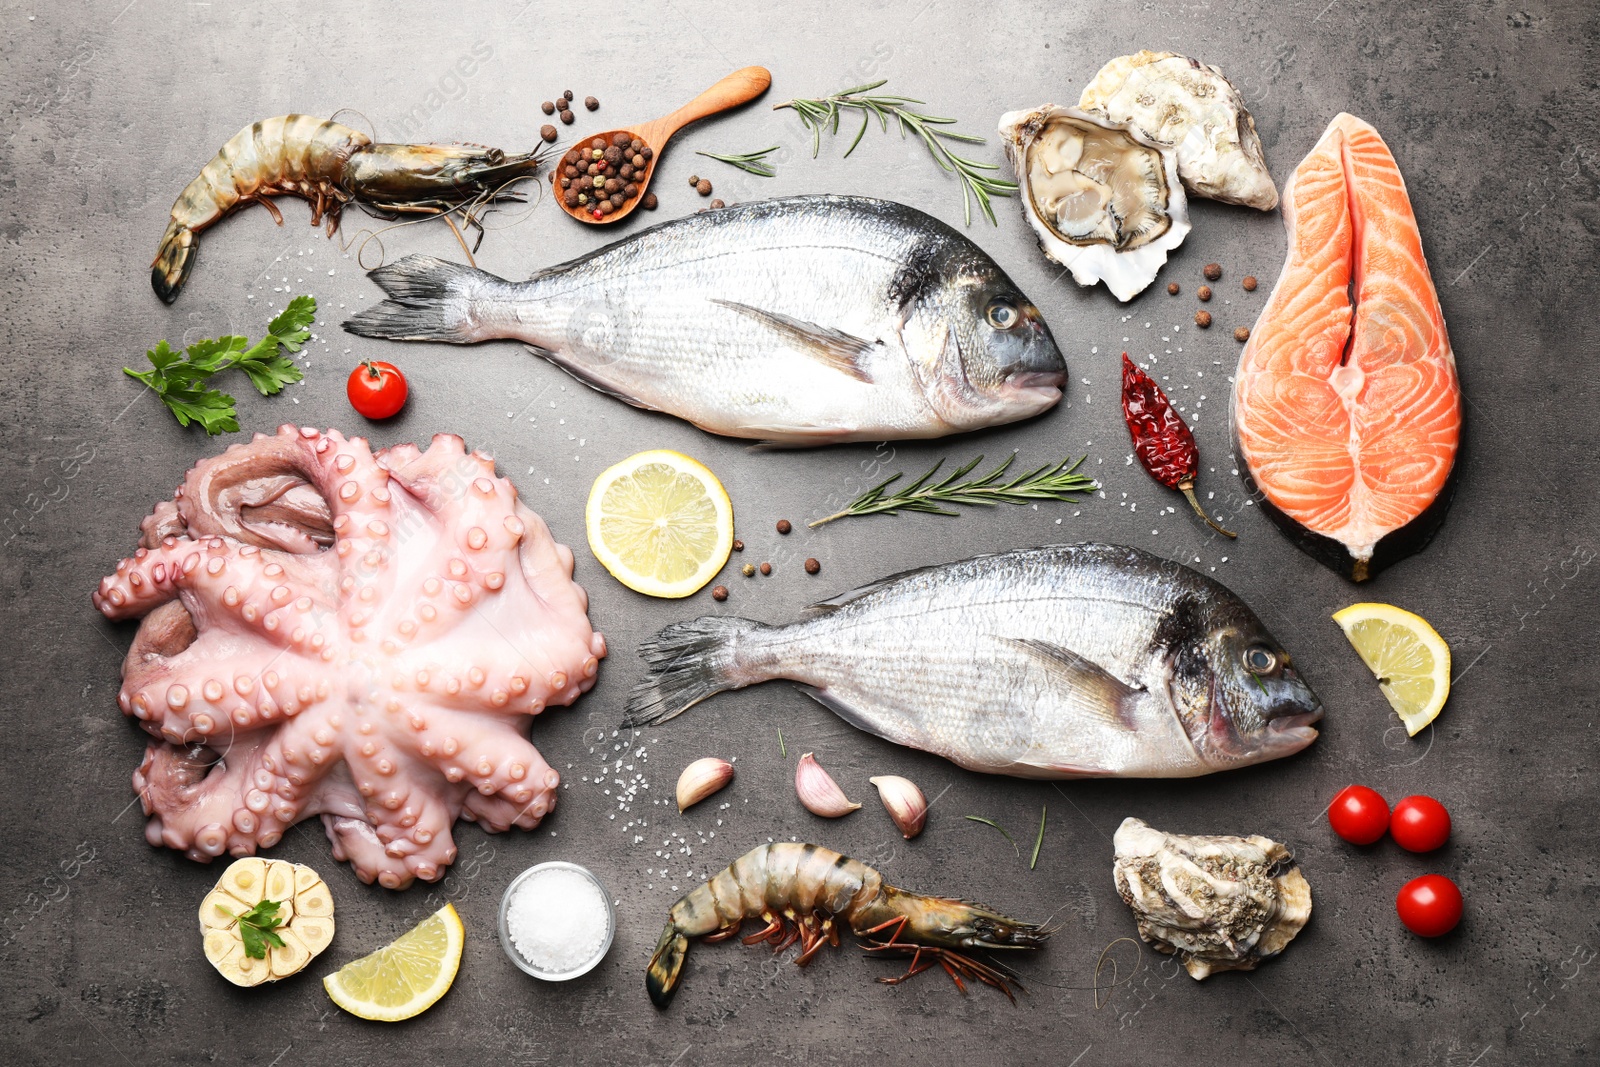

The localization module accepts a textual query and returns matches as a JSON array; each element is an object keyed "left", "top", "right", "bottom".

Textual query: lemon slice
[
  {"left": 586, "top": 449, "right": 734, "bottom": 598},
  {"left": 323, "top": 903, "right": 463, "bottom": 1022},
  {"left": 1332, "top": 603, "right": 1451, "bottom": 736}
]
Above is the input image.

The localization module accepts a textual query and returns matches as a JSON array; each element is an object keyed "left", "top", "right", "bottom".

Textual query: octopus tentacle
[{"left": 97, "top": 425, "right": 601, "bottom": 887}]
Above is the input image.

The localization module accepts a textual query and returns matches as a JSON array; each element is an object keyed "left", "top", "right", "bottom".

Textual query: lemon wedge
[
  {"left": 1331, "top": 603, "right": 1451, "bottom": 736},
  {"left": 586, "top": 449, "right": 734, "bottom": 598},
  {"left": 323, "top": 903, "right": 463, "bottom": 1022}
]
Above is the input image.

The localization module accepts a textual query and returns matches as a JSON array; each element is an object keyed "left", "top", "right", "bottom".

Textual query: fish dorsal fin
[
  {"left": 710, "top": 299, "right": 877, "bottom": 384},
  {"left": 801, "top": 561, "right": 950, "bottom": 616},
  {"left": 1002, "top": 637, "right": 1143, "bottom": 732}
]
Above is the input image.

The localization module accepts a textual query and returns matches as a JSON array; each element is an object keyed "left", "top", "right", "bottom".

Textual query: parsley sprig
[
  {"left": 125, "top": 296, "right": 315, "bottom": 434},
  {"left": 230, "top": 898, "right": 287, "bottom": 959}
]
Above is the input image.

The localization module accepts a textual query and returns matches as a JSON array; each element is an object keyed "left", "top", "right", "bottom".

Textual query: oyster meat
[
  {"left": 999, "top": 105, "right": 1189, "bottom": 301},
  {"left": 1079, "top": 50, "right": 1279, "bottom": 211},
  {"left": 1111, "top": 817, "right": 1311, "bottom": 979}
]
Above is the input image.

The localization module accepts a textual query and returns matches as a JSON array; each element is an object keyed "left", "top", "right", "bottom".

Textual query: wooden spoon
[{"left": 554, "top": 65, "right": 771, "bottom": 225}]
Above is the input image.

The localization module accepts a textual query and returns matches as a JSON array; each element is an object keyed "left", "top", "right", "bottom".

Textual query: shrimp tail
[
  {"left": 646, "top": 923, "right": 690, "bottom": 1008},
  {"left": 341, "top": 254, "right": 500, "bottom": 343},
  {"left": 623, "top": 617, "right": 767, "bottom": 728},
  {"left": 151, "top": 218, "right": 197, "bottom": 304}
]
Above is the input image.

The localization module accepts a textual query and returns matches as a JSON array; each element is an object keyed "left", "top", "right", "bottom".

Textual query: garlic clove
[
  {"left": 869, "top": 775, "right": 928, "bottom": 839},
  {"left": 795, "top": 753, "right": 861, "bottom": 818},
  {"left": 676, "top": 757, "right": 735, "bottom": 811}
]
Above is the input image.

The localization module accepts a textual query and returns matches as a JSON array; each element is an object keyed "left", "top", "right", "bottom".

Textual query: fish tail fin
[
  {"left": 623, "top": 617, "right": 767, "bottom": 727},
  {"left": 341, "top": 254, "right": 503, "bottom": 342}
]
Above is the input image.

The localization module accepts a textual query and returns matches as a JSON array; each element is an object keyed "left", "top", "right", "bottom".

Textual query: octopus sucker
[{"left": 95, "top": 425, "right": 603, "bottom": 888}]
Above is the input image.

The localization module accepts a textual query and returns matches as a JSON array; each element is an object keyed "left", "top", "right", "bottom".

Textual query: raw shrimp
[
  {"left": 646, "top": 842, "right": 1049, "bottom": 1007},
  {"left": 151, "top": 114, "right": 548, "bottom": 302}
]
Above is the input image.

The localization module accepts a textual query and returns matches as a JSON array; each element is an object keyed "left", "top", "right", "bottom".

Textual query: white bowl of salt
[{"left": 498, "top": 861, "right": 615, "bottom": 980}]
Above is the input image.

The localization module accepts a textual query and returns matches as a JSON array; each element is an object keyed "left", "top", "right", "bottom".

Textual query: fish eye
[
  {"left": 985, "top": 298, "right": 1021, "bottom": 330},
  {"left": 1243, "top": 645, "right": 1278, "bottom": 674}
]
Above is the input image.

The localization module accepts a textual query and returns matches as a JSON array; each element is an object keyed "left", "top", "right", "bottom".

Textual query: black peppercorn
[
  {"left": 585, "top": 96, "right": 600, "bottom": 111},
  {"left": 624, "top": 183, "right": 639, "bottom": 197},
  {"left": 604, "top": 146, "right": 622, "bottom": 164},
  {"left": 541, "top": 125, "right": 557, "bottom": 143},
  {"left": 696, "top": 178, "right": 712, "bottom": 196},
  {"left": 1203, "top": 262, "right": 1222, "bottom": 281},
  {"left": 541, "top": 100, "right": 556, "bottom": 115},
  {"left": 732, "top": 539, "right": 744, "bottom": 551},
  {"left": 642, "top": 193, "right": 658, "bottom": 210},
  {"left": 562, "top": 89, "right": 574, "bottom": 101},
  {"left": 559, "top": 109, "right": 574, "bottom": 125}
]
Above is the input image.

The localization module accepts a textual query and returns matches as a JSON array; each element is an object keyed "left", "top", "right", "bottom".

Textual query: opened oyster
[
  {"left": 999, "top": 105, "right": 1189, "bottom": 301},
  {"left": 1112, "top": 817, "right": 1310, "bottom": 979},
  {"left": 1079, "top": 51, "right": 1279, "bottom": 211}
]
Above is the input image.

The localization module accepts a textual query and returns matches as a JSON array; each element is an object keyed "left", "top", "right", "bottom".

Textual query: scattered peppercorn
[
  {"left": 741, "top": 563, "right": 756, "bottom": 577},
  {"left": 559, "top": 109, "right": 574, "bottom": 125},
  {"left": 688, "top": 174, "right": 700, "bottom": 186},
  {"left": 1195, "top": 310, "right": 1213, "bottom": 328},
  {"left": 563, "top": 90, "right": 574, "bottom": 101},
  {"left": 710, "top": 198, "right": 725, "bottom": 209},
  {"left": 1203, "top": 263, "right": 1222, "bottom": 281},
  {"left": 585, "top": 96, "right": 599, "bottom": 111},
  {"left": 541, "top": 125, "right": 557, "bottom": 143},
  {"left": 732, "top": 538, "right": 744, "bottom": 551},
  {"left": 642, "top": 193, "right": 658, "bottom": 210},
  {"left": 1242, "top": 275, "right": 1258, "bottom": 292},
  {"left": 759, "top": 562, "right": 772, "bottom": 576},
  {"left": 1234, "top": 327, "right": 1251, "bottom": 342},
  {"left": 776, "top": 519, "right": 792, "bottom": 534},
  {"left": 696, "top": 178, "right": 713, "bottom": 196},
  {"left": 1167, "top": 282, "right": 1180, "bottom": 295},
  {"left": 1197, "top": 285, "right": 1212, "bottom": 302},
  {"left": 712, "top": 585, "right": 728, "bottom": 601},
  {"left": 804, "top": 558, "right": 821, "bottom": 574},
  {"left": 541, "top": 100, "right": 556, "bottom": 115}
]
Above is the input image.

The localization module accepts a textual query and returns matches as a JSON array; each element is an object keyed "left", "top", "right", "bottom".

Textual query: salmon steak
[{"left": 1232, "top": 113, "right": 1461, "bottom": 581}]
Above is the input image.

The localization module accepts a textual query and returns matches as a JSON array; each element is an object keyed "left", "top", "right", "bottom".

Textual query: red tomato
[
  {"left": 1327, "top": 784, "right": 1389, "bottom": 845},
  {"left": 347, "top": 360, "right": 408, "bottom": 419},
  {"left": 1390, "top": 795, "right": 1451, "bottom": 852},
  {"left": 1396, "top": 874, "right": 1463, "bottom": 937}
]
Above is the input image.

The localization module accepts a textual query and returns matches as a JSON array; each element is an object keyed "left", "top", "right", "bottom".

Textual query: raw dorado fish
[
  {"left": 1232, "top": 113, "right": 1461, "bottom": 580},
  {"left": 343, "top": 196, "right": 1067, "bottom": 446},
  {"left": 624, "top": 544, "right": 1322, "bottom": 779}
]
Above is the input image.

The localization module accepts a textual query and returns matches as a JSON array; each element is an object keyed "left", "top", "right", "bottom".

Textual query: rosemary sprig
[
  {"left": 695, "top": 146, "right": 780, "bottom": 177},
  {"left": 964, "top": 815, "right": 1019, "bottom": 857},
  {"left": 1030, "top": 805, "right": 1047, "bottom": 870},
  {"left": 773, "top": 79, "right": 1016, "bottom": 225},
  {"left": 810, "top": 453, "right": 1098, "bottom": 528}
]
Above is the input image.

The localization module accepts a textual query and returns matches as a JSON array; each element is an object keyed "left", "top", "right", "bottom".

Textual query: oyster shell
[
  {"left": 1111, "top": 817, "right": 1311, "bottom": 979},
  {"left": 1079, "top": 50, "right": 1279, "bottom": 211},
  {"left": 999, "top": 105, "right": 1189, "bottom": 302}
]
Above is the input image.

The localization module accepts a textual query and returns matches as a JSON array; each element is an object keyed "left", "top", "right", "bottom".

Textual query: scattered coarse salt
[{"left": 505, "top": 866, "right": 609, "bottom": 975}]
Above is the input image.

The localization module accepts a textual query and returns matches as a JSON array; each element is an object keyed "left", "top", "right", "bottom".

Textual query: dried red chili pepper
[{"left": 1120, "top": 353, "right": 1236, "bottom": 538}]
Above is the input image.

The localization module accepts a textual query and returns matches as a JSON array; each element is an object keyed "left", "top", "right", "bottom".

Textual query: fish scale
[
  {"left": 626, "top": 544, "right": 1324, "bottom": 779},
  {"left": 343, "top": 195, "right": 1068, "bottom": 445}
]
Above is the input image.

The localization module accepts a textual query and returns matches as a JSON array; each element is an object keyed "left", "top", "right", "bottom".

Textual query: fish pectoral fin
[
  {"left": 710, "top": 299, "right": 877, "bottom": 384},
  {"left": 1003, "top": 637, "right": 1144, "bottom": 732}
]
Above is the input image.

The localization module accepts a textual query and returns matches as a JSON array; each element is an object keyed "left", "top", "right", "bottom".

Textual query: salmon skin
[{"left": 1231, "top": 114, "right": 1461, "bottom": 581}]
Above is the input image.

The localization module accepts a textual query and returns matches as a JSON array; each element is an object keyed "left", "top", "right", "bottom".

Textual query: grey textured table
[{"left": 4, "top": 2, "right": 1597, "bottom": 1064}]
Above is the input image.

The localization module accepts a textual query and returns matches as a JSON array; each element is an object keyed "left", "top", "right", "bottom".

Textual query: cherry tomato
[
  {"left": 1396, "top": 873, "right": 1463, "bottom": 937},
  {"left": 1327, "top": 784, "right": 1390, "bottom": 845},
  {"left": 1390, "top": 795, "right": 1451, "bottom": 852},
  {"left": 347, "top": 360, "right": 408, "bottom": 419}
]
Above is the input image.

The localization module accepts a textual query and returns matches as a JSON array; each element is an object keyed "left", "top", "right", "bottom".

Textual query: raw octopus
[{"left": 92, "top": 426, "right": 605, "bottom": 889}]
